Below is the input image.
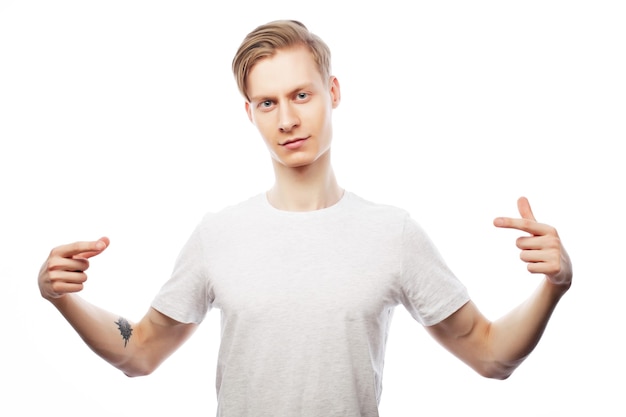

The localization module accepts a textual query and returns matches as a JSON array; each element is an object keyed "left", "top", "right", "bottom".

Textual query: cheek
[
  {"left": 304, "top": 104, "right": 331, "bottom": 127},
  {"left": 313, "top": 108, "right": 333, "bottom": 132},
  {"left": 253, "top": 115, "right": 274, "bottom": 137}
]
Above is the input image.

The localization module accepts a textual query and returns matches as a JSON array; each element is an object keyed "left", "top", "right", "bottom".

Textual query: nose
[{"left": 278, "top": 102, "right": 300, "bottom": 133}]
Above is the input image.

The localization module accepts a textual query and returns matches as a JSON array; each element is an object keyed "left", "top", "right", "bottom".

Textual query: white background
[{"left": 1, "top": 1, "right": 624, "bottom": 415}]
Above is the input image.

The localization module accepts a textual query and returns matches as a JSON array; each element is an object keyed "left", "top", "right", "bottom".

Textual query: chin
[
  {"left": 282, "top": 159, "right": 316, "bottom": 169},
  {"left": 272, "top": 145, "right": 330, "bottom": 169},
  {"left": 273, "top": 154, "right": 320, "bottom": 169}
]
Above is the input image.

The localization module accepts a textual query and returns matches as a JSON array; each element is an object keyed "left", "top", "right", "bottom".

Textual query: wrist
[{"left": 545, "top": 274, "right": 571, "bottom": 297}]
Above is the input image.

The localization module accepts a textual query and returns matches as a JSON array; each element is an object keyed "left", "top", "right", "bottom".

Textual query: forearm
[
  {"left": 488, "top": 278, "right": 569, "bottom": 374},
  {"left": 38, "top": 239, "right": 192, "bottom": 376},
  {"left": 430, "top": 199, "right": 573, "bottom": 379},
  {"left": 49, "top": 294, "right": 149, "bottom": 376}
]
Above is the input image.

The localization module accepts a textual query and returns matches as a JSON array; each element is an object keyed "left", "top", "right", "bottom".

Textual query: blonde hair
[{"left": 232, "top": 20, "right": 332, "bottom": 101}]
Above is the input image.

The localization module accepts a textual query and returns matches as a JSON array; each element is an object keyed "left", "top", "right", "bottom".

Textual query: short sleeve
[
  {"left": 398, "top": 215, "right": 470, "bottom": 326},
  {"left": 151, "top": 217, "right": 213, "bottom": 324}
]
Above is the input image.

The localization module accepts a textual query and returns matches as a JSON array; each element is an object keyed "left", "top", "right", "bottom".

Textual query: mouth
[{"left": 281, "top": 136, "right": 310, "bottom": 148}]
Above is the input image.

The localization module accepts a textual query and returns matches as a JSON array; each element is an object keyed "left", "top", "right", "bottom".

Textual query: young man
[{"left": 38, "top": 20, "right": 572, "bottom": 416}]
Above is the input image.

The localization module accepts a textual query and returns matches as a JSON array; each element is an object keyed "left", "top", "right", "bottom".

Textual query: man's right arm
[{"left": 39, "top": 238, "right": 197, "bottom": 377}]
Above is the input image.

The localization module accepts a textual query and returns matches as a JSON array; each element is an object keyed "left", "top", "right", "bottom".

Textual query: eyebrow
[{"left": 249, "top": 83, "right": 315, "bottom": 103}]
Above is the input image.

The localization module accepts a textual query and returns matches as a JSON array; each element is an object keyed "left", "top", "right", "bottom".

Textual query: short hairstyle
[{"left": 232, "top": 20, "right": 332, "bottom": 101}]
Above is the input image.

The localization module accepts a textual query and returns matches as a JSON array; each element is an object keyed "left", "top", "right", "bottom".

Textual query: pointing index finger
[
  {"left": 51, "top": 238, "right": 109, "bottom": 259},
  {"left": 493, "top": 198, "right": 552, "bottom": 236},
  {"left": 493, "top": 216, "right": 549, "bottom": 236}
]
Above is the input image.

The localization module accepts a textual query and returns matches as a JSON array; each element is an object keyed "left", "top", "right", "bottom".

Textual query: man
[{"left": 38, "top": 20, "right": 572, "bottom": 416}]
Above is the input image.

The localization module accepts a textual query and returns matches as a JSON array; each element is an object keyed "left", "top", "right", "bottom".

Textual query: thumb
[{"left": 517, "top": 197, "right": 536, "bottom": 221}]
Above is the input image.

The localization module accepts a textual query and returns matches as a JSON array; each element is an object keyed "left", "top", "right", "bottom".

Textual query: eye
[
  {"left": 296, "top": 92, "right": 309, "bottom": 101},
  {"left": 258, "top": 100, "right": 273, "bottom": 110}
]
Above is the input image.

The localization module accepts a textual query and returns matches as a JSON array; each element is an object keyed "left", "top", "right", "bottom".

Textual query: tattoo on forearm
[{"left": 114, "top": 317, "right": 133, "bottom": 347}]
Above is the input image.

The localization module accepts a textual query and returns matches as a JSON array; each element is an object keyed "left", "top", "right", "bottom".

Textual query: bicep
[
  {"left": 425, "top": 301, "right": 493, "bottom": 376},
  {"left": 133, "top": 307, "right": 199, "bottom": 374}
]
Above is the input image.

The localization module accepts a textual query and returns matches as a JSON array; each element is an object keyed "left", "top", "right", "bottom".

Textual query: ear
[
  {"left": 329, "top": 76, "right": 341, "bottom": 109},
  {"left": 245, "top": 101, "right": 254, "bottom": 124}
]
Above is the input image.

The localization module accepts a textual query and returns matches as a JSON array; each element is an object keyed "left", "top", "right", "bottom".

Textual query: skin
[
  {"left": 245, "top": 46, "right": 343, "bottom": 211},
  {"left": 428, "top": 197, "right": 572, "bottom": 379},
  {"left": 38, "top": 45, "right": 572, "bottom": 380},
  {"left": 39, "top": 237, "right": 197, "bottom": 376}
]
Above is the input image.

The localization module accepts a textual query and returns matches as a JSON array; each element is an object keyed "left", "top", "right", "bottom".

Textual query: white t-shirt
[{"left": 152, "top": 192, "right": 470, "bottom": 417}]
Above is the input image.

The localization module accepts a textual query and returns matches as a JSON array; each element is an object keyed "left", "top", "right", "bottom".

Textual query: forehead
[{"left": 247, "top": 46, "right": 324, "bottom": 99}]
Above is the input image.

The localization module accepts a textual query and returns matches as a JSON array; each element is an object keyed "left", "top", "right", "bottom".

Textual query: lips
[
  {"left": 281, "top": 136, "right": 309, "bottom": 146},
  {"left": 281, "top": 136, "right": 309, "bottom": 149}
]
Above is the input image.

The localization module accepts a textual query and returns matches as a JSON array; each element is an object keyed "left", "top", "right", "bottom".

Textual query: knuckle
[
  {"left": 47, "top": 270, "right": 63, "bottom": 282},
  {"left": 50, "top": 281, "right": 65, "bottom": 293},
  {"left": 544, "top": 226, "right": 559, "bottom": 238},
  {"left": 519, "top": 250, "right": 529, "bottom": 262},
  {"left": 49, "top": 244, "right": 64, "bottom": 257},
  {"left": 45, "top": 258, "right": 60, "bottom": 272},
  {"left": 521, "top": 219, "right": 533, "bottom": 229},
  {"left": 543, "top": 234, "right": 559, "bottom": 247}
]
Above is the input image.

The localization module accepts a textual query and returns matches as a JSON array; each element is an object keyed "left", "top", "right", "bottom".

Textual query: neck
[{"left": 267, "top": 151, "right": 343, "bottom": 212}]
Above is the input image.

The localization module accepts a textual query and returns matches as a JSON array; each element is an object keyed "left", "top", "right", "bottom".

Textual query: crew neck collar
[{"left": 260, "top": 190, "right": 350, "bottom": 216}]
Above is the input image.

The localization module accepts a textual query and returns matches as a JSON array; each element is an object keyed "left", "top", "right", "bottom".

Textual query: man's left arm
[{"left": 426, "top": 197, "right": 572, "bottom": 380}]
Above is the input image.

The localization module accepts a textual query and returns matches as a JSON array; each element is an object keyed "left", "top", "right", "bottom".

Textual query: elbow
[
  {"left": 475, "top": 358, "right": 524, "bottom": 380},
  {"left": 480, "top": 367, "right": 514, "bottom": 381},
  {"left": 122, "top": 362, "right": 157, "bottom": 378},
  {"left": 117, "top": 355, "right": 160, "bottom": 378},
  {"left": 124, "top": 369, "right": 152, "bottom": 378}
]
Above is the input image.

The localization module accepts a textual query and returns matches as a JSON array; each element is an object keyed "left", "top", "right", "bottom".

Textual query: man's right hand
[{"left": 38, "top": 237, "right": 110, "bottom": 300}]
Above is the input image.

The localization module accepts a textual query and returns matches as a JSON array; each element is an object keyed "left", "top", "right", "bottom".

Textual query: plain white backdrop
[{"left": 1, "top": 1, "right": 624, "bottom": 415}]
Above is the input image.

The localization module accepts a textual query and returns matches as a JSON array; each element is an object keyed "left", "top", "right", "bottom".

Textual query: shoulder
[
  {"left": 339, "top": 192, "right": 417, "bottom": 239},
  {"left": 345, "top": 192, "right": 411, "bottom": 221},
  {"left": 190, "top": 193, "right": 266, "bottom": 235},
  {"left": 201, "top": 193, "right": 264, "bottom": 220}
]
